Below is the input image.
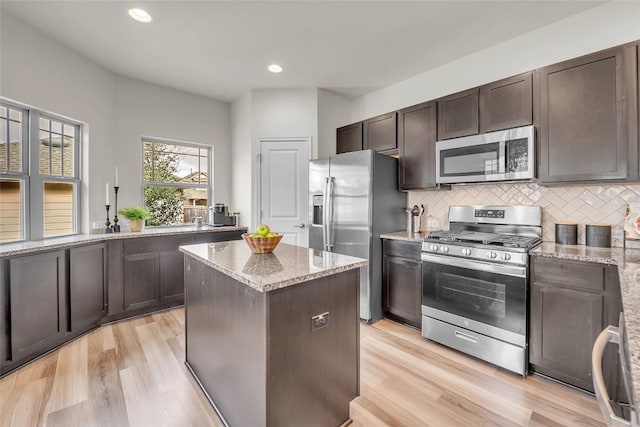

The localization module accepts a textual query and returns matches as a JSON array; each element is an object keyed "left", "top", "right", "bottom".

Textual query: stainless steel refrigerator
[{"left": 309, "top": 150, "right": 406, "bottom": 323}]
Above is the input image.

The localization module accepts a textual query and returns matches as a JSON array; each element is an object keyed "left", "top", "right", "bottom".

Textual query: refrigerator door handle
[
  {"left": 327, "top": 177, "right": 335, "bottom": 251},
  {"left": 322, "top": 177, "right": 329, "bottom": 251}
]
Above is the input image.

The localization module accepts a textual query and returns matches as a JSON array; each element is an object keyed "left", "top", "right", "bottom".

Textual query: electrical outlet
[{"left": 311, "top": 312, "right": 329, "bottom": 332}]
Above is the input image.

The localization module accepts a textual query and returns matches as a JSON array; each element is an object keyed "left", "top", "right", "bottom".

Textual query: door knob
[{"left": 293, "top": 223, "right": 306, "bottom": 228}]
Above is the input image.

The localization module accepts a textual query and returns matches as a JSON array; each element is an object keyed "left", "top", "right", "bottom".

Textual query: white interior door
[{"left": 258, "top": 138, "right": 309, "bottom": 247}]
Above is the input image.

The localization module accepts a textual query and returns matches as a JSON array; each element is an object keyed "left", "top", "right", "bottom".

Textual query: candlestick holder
[
  {"left": 103, "top": 204, "right": 113, "bottom": 234},
  {"left": 112, "top": 186, "right": 121, "bottom": 232}
]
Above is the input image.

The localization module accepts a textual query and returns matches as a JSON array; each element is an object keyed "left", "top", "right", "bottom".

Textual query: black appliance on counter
[
  {"left": 421, "top": 205, "right": 542, "bottom": 376},
  {"left": 209, "top": 203, "right": 236, "bottom": 227}
]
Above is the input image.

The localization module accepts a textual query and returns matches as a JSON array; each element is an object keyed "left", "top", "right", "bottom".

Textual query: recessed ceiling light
[
  {"left": 128, "top": 8, "right": 152, "bottom": 23},
  {"left": 268, "top": 64, "right": 283, "bottom": 74}
]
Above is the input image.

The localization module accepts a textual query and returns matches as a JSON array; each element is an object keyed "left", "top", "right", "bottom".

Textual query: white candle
[
  {"left": 106, "top": 183, "right": 110, "bottom": 205},
  {"left": 115, "top": 166, "right": 119, "bottom": 187}
]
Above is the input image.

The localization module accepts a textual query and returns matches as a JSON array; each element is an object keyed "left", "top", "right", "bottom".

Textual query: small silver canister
[
  {"left": 411, "top": 215, "right": 420, "bottom": 234},
  {"left": 406, "top": 205, "right": 424, "bottom": 234}
]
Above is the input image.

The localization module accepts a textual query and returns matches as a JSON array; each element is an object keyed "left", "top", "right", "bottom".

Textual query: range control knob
[
  {"left": 487, "top": 251, "right": 497, "bottom": 259},
  {"left": 500, "top": 253, "right": 512, "bottom": 261},
  {"left": 462, "top": 248, "right": 471, "bottom": 256},
  {"left": 430, "top": 244, "right": 438, "bottom": 251},
  {"left": 439, "top": 246, "right": 449, "bottom": 253}
]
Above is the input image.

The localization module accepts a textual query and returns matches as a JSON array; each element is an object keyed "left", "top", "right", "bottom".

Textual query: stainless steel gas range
[{"left": 421, "top": 205, "right": 542, "bottom": 376}]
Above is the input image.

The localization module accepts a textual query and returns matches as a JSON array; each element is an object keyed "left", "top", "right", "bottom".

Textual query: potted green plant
[{"left": 118, "top": 207, "right": 150, "bottom": 232}]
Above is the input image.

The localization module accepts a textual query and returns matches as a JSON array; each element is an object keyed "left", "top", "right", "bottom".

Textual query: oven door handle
[{"left": 421, "top": 253, "right": 526, "bottom": 278}]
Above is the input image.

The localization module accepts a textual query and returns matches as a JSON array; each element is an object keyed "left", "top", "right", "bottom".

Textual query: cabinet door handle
[{"left": 592, "top": 326, "right": 631, "bottom": 427}]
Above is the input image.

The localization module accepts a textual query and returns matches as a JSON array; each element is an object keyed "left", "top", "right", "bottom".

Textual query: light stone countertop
[
  {"left": 179, "top": 240, "right": 368, "bottom": 293},
  {"left": 0, "top": 225, "right": 248, "bottom": 257},
  {"left": 530, "top": 242, "right": 640, "bottom": 406},
  {"left": 380, "top": 229, "right": 442, "bottom": 243}
]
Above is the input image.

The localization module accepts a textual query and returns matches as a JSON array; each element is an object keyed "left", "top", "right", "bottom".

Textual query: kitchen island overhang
[{"left": 179, "top": 241, "right": 367, "bottom": 427}]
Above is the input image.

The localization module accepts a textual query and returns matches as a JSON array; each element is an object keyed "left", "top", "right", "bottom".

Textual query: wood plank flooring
[{"left": 0, "top": 308, "right": 605, "bottom": 426}]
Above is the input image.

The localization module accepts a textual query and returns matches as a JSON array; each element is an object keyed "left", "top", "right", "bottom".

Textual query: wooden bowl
[{"left": 242, "top": 233, "right": 283, "bottom": 254}]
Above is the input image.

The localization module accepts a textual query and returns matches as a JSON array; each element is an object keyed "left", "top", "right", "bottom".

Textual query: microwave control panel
[{"left": 474, "top": 209, "right": 505, "bottom": 219}]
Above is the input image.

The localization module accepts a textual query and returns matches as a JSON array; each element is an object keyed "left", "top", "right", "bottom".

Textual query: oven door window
[
  {"left": 440, "top": 142, "right": 504, "bottom": 178},
  {"left": 422, "top": 262, "right": 526, "bottom": 335}
]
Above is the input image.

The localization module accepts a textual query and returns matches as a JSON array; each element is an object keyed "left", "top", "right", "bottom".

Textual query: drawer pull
[{"left": 455, "top": 330, "right": 478, "bottom": 344}]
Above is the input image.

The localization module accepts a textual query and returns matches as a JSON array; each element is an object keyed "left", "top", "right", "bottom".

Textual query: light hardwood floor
[{"left": 0, "top": 308, "right": 605, "bottom": 427}]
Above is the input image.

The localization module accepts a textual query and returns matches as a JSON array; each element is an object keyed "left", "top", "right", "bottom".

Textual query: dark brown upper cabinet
[
  {"left": 479, "top": 72, "right": 533, "bottom": 133},
  {"left": 398, "top": 101, "right": 440, "bottom": 190},
  {"left": 336, "top": 122, "right": 363, "bottom": 154},
  {"left": 437, "top": 88, "right": 479, "bottom": 140},
  {"left": 363, "top": 112, "right": 397, "bottom": 152},
  {"left": 537, "top": 44, "right": 638, "bottom": 184}
]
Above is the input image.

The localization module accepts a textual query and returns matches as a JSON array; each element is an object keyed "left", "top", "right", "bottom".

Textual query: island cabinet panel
[
  {"left": 69, "top": 243, "right": 107, "bottom": 333},
  {"left": 7, "top": 250, "right": 67, "bottom": 365},
  {"left": 479, "top": 72, "right": 533, "bottom": 133},
  {"left": 437, "top": 88, "right": 479, "bottom": 140},
  {"left": 184, "top": 259, "right": 267, "bottom": 427},
  {"left": 267, "top": 270, "right": 359, "bottom": 427},
  {"left": 529, "top": 256, "right": 622, "bottom": 398},
  {"left": 398, "top": 101, "right": 440, "bottom": 190},
  {"left": 336, "top": 122, "right": 363, "bottom": 154},
  {"left": 363, "top": 112, "right": 397, "bottom": 152},
  {"left": 537, "top": 44, "right": 638, "bottom": 183},
  {"left": 382, "top": 239, "right": 422, "bottom": 328}
]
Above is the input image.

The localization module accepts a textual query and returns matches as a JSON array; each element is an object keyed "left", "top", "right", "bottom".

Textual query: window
[
  {"left": 142, "top": 138, "right": 211, "bottom": 226},
  {"left": 0, "top": 100, "right": 81, "bottom": 243}
]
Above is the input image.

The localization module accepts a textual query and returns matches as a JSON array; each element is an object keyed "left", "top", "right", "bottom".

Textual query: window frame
[
  {"left": 0, "top": 98, "right": 82, "bottom": 242},
  {"left": 141, "top": 136, "right": 212, "bottom": 227},
  {"left": 0, "top": 103, "right": 30, "bottom": 242}
]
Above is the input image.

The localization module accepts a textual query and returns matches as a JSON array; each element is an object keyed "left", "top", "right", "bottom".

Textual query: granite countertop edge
[
  {"left": 180, "top": 248, "right": 368, "bottom": 293},
  {"left": 530, "top": 242, "right": 640, "bottom": 406},
  {"left": 0, "top": 226, "right": 248, "bottom": 257},
  {"left": 380, "top": 229, "right": 441, "bottom": 243}
]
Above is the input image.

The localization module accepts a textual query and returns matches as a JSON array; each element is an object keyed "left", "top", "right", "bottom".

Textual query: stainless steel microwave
[{"left": 436, "top": 125, "right": 535, "bottom": 184}]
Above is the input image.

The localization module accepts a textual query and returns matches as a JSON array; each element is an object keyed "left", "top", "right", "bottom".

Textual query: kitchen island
[{"left": 179, "top": 240, "right": 367, "bottom": 427}]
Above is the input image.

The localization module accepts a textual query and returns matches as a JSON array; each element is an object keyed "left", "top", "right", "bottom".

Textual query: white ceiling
[{"left": 1, "top": 1, "right": 605, "bottom": 102}]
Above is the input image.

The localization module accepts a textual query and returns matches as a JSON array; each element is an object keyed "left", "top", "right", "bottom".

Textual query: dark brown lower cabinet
[
  {"left": 107, "top": 230, "right": 244, "bottom": 320},
  {"left": 160, "top": 251, "right": 186, "bottom": 304},
  {"left": 123, "top": 252, "right": 161, "bottom": 311},
  {"left": 0, "top": 229, "right": 245, "bottom": 376},
  {"left": 8, "top": 251, "right": 67, "bottom": 363},
  {"left": 382, "top": 239, "right": 422, "bottom": 328},
  {"left": 1, "top": 250, "right": 67, "bottom": 375},
  {"left": 529, "top": 256, "right": 622, "bottom": 399},
  {"left": 70, "top": 243, "right": 107, "bottom": 332}
]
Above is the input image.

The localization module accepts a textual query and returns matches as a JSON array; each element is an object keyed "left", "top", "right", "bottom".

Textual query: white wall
[
  {"left": 114, "top": 75, "right": 231, "bottom": 211},
  {"left": 230, "top": 91, "right": 252, "bottom": 227},
  {"left": 251, "top": 88, "right": 318, "bottom": 156},
  {"left": 351, "top": 1, "right": 640, "bottom": 121},
  {"left": 229, "top": 89, "right": 318, "bottom": 229},
  {"left": 317, "top": 89, "right": 351, "bottom": 159},
  {"left": 0, "top": 10, "right": 115, "bottom": 233}
]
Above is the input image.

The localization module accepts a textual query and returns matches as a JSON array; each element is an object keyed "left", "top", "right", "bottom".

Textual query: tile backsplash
[{"left": 408, "top": 183, "right": 640, "bottom": 247}]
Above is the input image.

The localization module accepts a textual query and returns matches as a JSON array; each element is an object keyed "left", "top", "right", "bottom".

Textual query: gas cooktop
[{"left": 424, "top": 230, "right": 541, "bottom": 250}]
